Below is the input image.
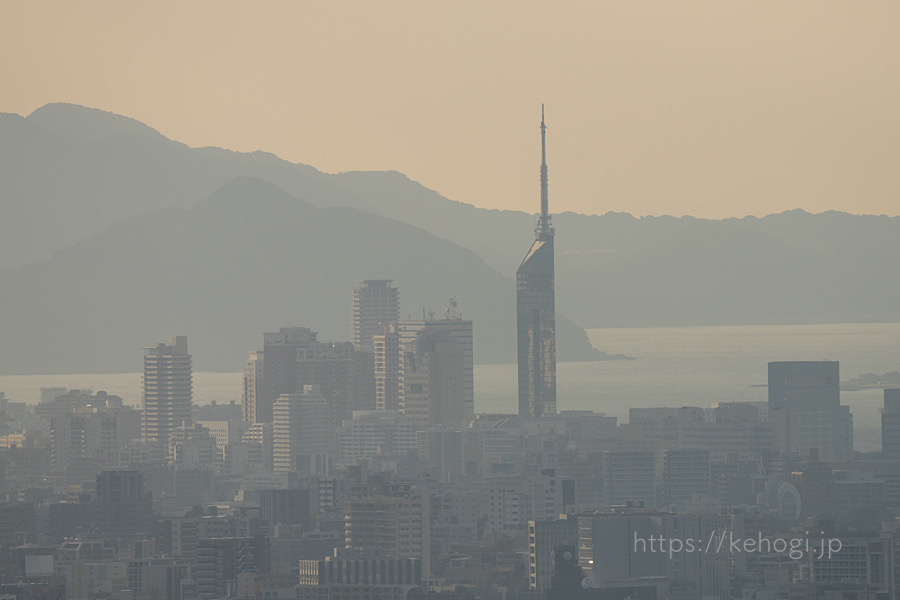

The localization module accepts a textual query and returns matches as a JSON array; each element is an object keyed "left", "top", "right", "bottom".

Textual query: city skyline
[
  {"left": 3, "top": 2, "right": 899, "bottom": 219},
  {"left": 2, "top": 4, "right": 900, "bottom": 598}
]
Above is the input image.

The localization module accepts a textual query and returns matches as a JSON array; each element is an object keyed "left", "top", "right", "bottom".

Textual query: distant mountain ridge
[
  {"left": 2, "top": 103, "right": 900, "bottom": 374},
  {"left": 0, "top": 176, "right": 605, "bottom": 373}
]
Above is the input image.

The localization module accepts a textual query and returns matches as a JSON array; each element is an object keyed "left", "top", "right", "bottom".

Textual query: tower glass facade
[{"left": 517, "top": 108, "right": 557, "bottom": 418}]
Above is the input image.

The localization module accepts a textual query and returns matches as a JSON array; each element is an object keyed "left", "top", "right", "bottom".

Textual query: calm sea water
[{"left": 1, "top": 323, "right": 896, "bottom": 452}]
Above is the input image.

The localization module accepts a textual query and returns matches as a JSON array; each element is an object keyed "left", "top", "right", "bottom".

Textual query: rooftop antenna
[{"left": 446, "top": 297, "right": 458, "bottom": 320}]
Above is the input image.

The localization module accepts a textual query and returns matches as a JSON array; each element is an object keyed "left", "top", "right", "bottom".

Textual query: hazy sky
[{"left": 4, "top": 1, "right": 899, "bottom": 219}]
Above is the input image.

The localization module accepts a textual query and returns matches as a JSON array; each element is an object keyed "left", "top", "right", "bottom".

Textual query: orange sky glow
[{"left": 3, "top": 1, "right": 899, "bottom": 219}]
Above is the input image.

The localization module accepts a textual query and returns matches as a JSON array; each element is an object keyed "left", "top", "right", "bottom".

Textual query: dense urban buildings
[
  {"left": 0, "top": 116, "right": 895, "bottom": 600},
  {"left": 242, "top": 327, "right": 372, "bottom": 428},
  {"left": 0, "top": 327, "right": 894, "bottom": 600},
  {"left": 517, "top": 108, "right": 557, "bottom": 419}
]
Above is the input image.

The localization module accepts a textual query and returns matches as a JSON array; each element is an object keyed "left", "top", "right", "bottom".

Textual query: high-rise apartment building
[
  {"left": 374, "top": 323, "right": 402, "bottom": 411},
  {"left": 768, "top": 361, "right": 853, "bottom": 462},
  {"left": 242, "top": 350, "right": 264, "bottom": 423},
  {"left": 352, "top": 280, "right": 400, "bottom": 352},
  {"left": 517, "top": 107, "right": 556, "bottom": 419},
  {"left": 141, "top": 336, "right": 192, "bottom": 460}
]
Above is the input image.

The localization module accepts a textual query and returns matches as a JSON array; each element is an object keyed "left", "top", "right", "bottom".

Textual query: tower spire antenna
[
  {"left": 541, "top": 104, "right": 547, "bottom": 166},
  {"left": 538, "top": 104, "right": 552, "bottom": 239}
]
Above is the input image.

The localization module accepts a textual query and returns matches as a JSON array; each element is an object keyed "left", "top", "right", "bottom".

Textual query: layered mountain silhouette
[
  {"left": 0, "top": 176, "right": 605, "bottom": 373},
  {"left": 2, "top": 103, "right": 900, "bottom": 374}
]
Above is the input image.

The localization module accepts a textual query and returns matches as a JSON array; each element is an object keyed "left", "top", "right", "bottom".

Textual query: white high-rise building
[
  {"left": 242, "top": 350, "right": 264, "bottom": 423},
  {"left": 373, "top": 323, "right": 401, "bottom": 411},
  {"left": 142, "top": 336, "right": 192, "bottom": 460}
]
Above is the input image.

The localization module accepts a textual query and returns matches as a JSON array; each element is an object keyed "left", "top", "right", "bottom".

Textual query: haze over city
[{"left": 2, "top": 3, "right": 900, "bottom": 600}]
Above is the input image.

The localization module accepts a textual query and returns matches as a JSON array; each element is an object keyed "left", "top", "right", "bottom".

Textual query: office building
[
  {"left": 272, "top": 386, "right": 333, "bottom": 472},
  {"left": 259, "top": 488, "right": 312, "bottom": 533},
  {"left": 418, "top": 428, "right": 467, "bottom": 483},
  {"left": 50, "top": 410, "right": 118, "bottom": 474},
  {"left": 298, "top": 337, "right": 373, "bottom": 427},
  {"left": 299, "top": 547, "right": 422, "bottom": 586},
  {"left": 792, "top": 448, "right": 836, "bottom": 517},
  {"left": 517, "top": 107, "right": 557, "bottom": 419},
  {"left": 768, "top": 361, "right": 853, "bottom": 462},
  {"left": 344, "top": 493, "right": 430, "bottom": 576},
  {"left": 400, "top": 327, "right": 466, "bottom": 428},
  {"left": 337, "top": 410, "right": 417, "bottom": 465},
  {"left": 352, "top": 280, "right": 400, "bottom": 352},
  {"left": 663, "top": 449, "right": 711, "bottom": 507},
  {"left": 629, "top": 406, "right": 704, "bottom": 441},
  {"left": 93, "top": 470, "right": 154, "bottom": 538},
  {"left": 126, "top": 559, "right": 192, "bottom": 600},
  {"left": 679, "top": 402, "right": 773, "bottom": 462},
  {"left": 169, "top": 423, "right": 219, "bottom": 471},
  {"left": 601, "top": 450, "right": 657, "bottom": 508},
  {"left": 243, "top": 327, "right": 372, "bottom": 427},
  {"left": 397, "top": 304, "right": 474, "bottom": 418},
  {"left": 195, "top": 536, "right": 268, "bottom": 600},
  {"left": 833, "top": 470, "right": 885, "bottom": 513},
  {"left": 529, "top": 518, "right": 578, "bottom": 591},
  {"left": 246, "top": 327, "right": 315, "bottom": 424},
  {"left": 882, "top": 389, "right": 900, "bottom": 459},
  {"left": 141, "top": 336, "right": 192, "bottom": 460}
]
